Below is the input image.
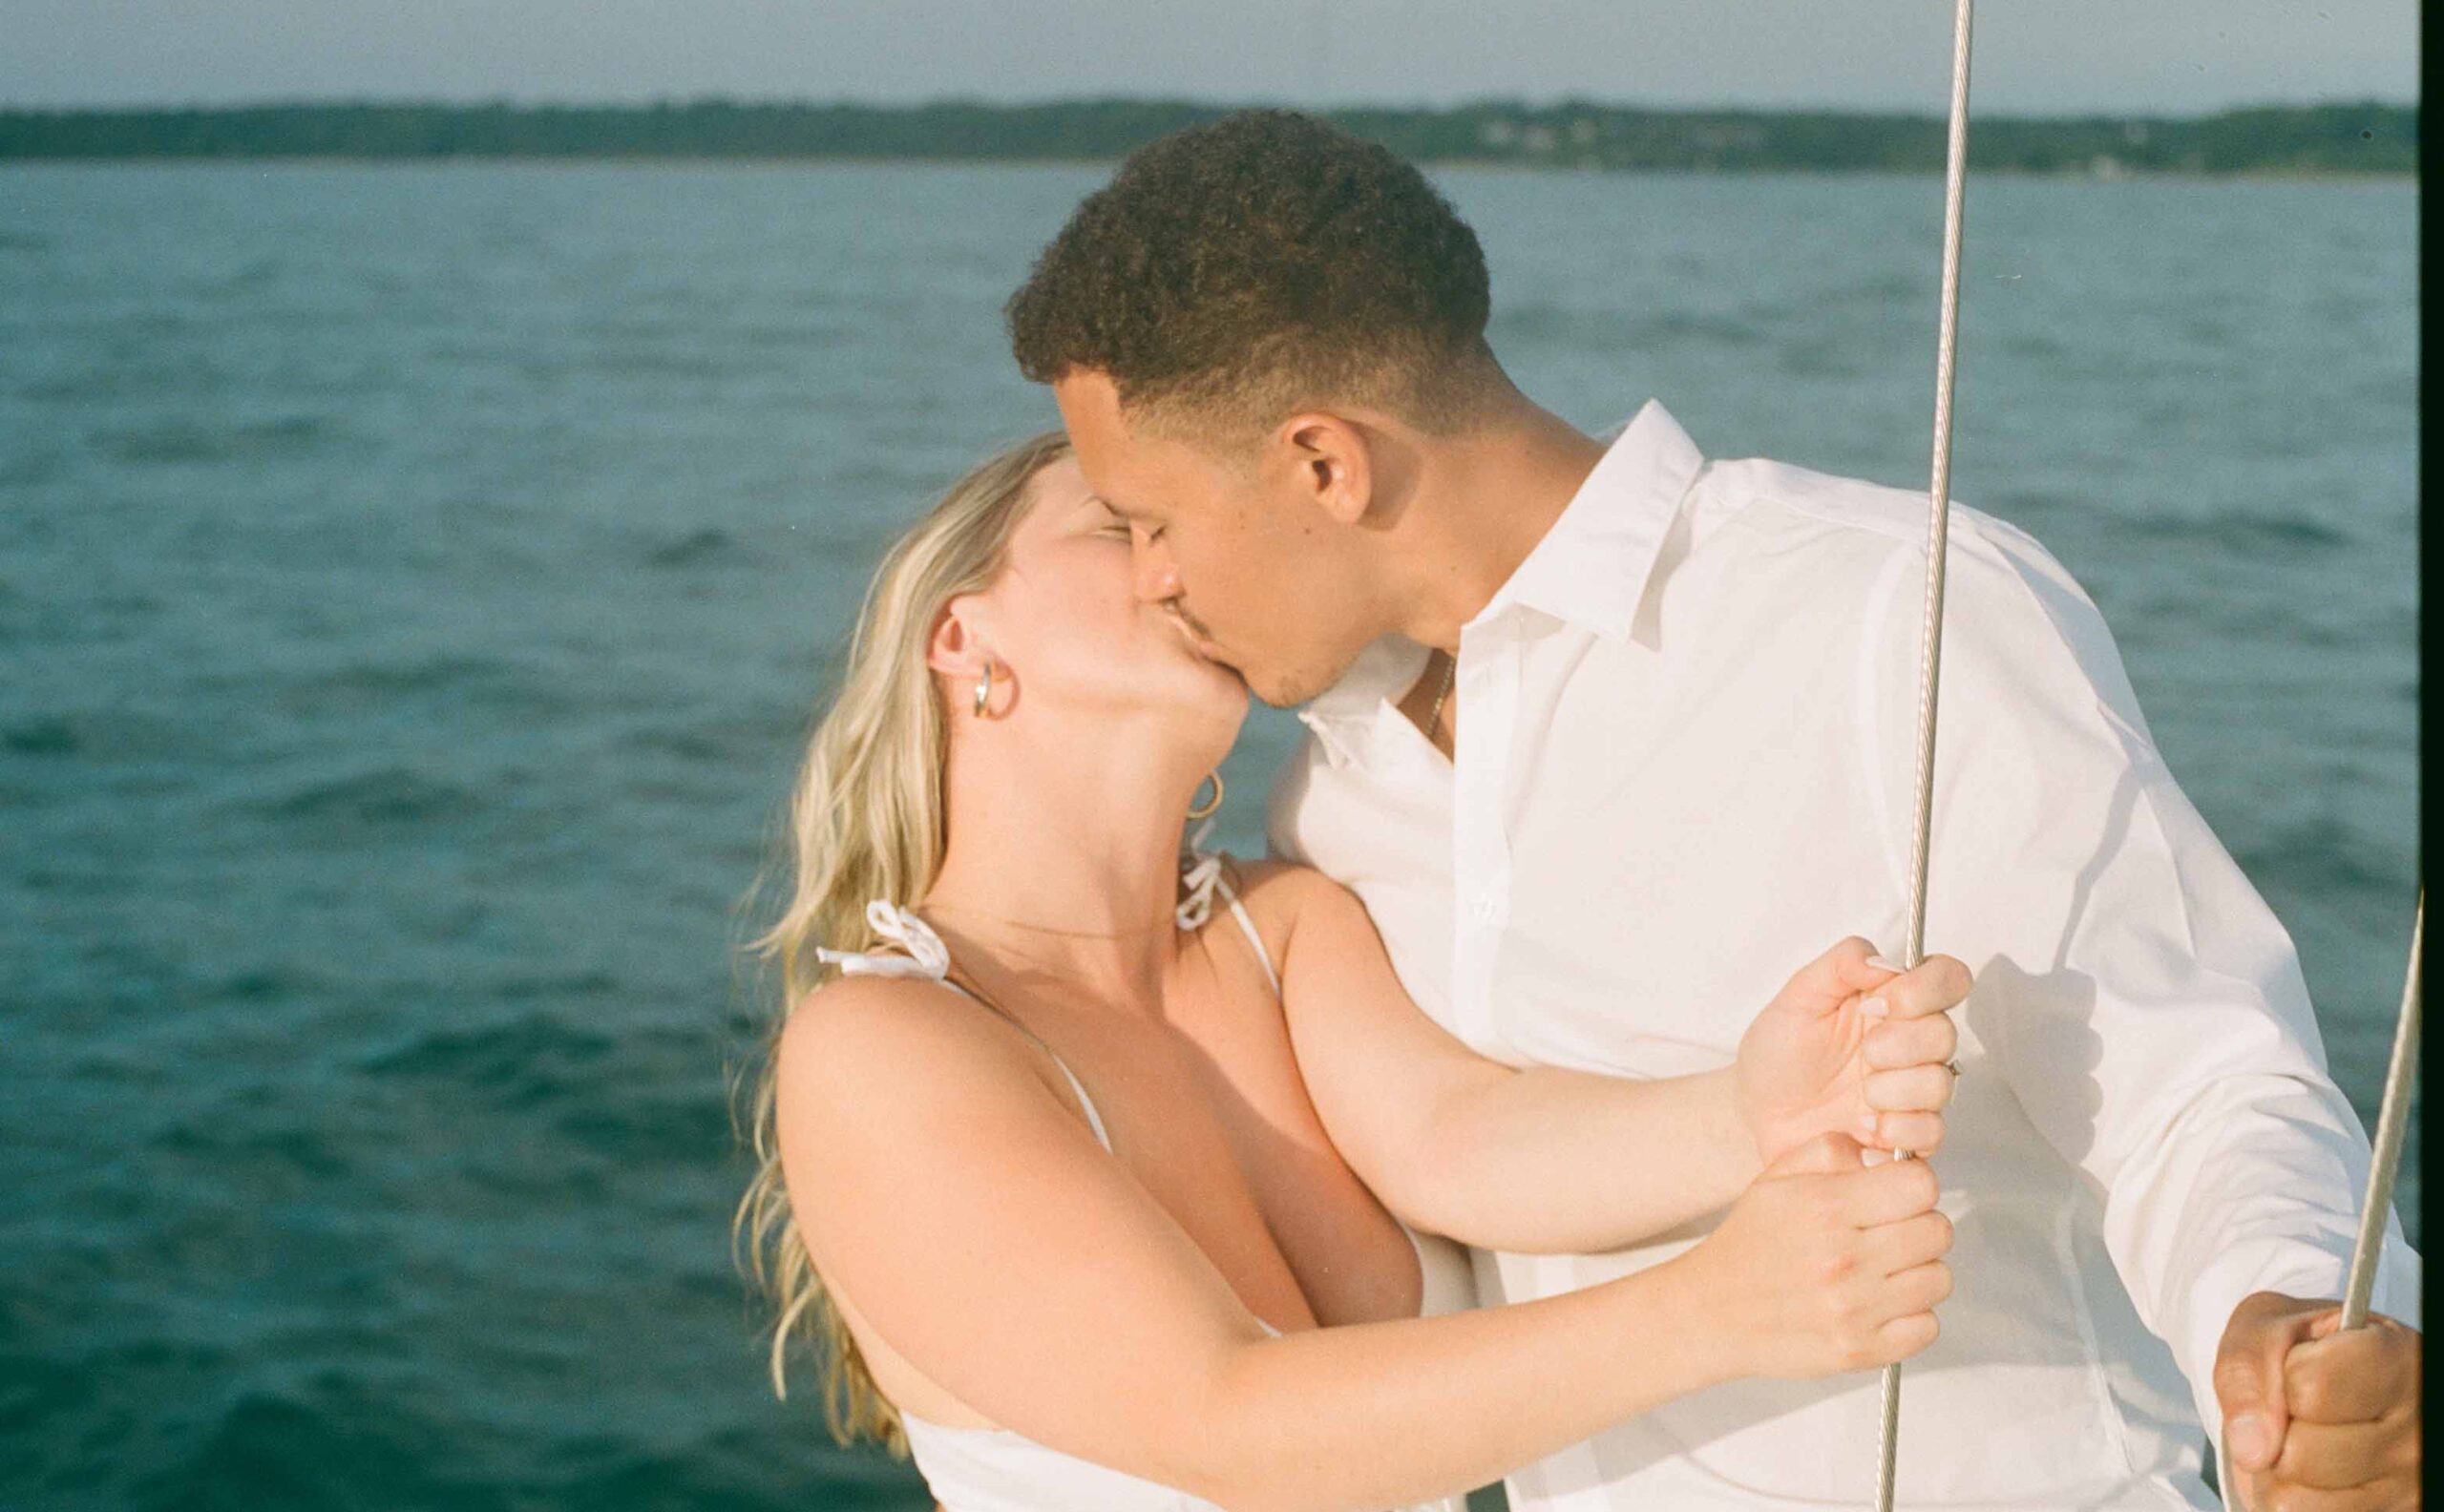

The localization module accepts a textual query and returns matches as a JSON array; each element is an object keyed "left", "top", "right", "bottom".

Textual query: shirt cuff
[{"left": 2184, "top": 1222, "right": 2423, "bottom": 1457}]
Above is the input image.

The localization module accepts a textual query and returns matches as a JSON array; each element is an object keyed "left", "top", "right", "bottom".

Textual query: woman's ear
[
  {"left": 925, "top": 598, "right": 990, "bottom": 679},
  {"left": 1278, "top": 412, "right": 1374, "bottom": 528}
]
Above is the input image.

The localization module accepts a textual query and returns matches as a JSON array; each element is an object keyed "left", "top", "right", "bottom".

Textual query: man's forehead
[
  {"left": 1049, "top": 371, "right": 1230, "bottom": 517},
  {"left": 1050, "top": 368, "right": 1128, "bottom": 452},
  {"left": 1051, "top": 366, "right": 1124, "bottom": 413},
  {"left": 1054, "top": 437, "right": 1157, "bottom": 518}
]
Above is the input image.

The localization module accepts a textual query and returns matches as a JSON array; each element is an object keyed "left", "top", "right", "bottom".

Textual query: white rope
[
  {"left": 2342, "top": 892, "right": 2421, "bottom": 1330},
  {"left": 1876, "top": 2, "right": 1975, "bottom": 1505},
  {"left": 1872, "top": 10, "right": 2416, "bottom": 1506},
  {"left": 2218, "top": 893, "right": 2421, "bottom": 1507}
]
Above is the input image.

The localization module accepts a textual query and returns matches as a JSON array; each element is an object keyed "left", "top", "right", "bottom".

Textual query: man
[{"left": 1006, "top": 110, "right": 2419, "bottom": 1510}]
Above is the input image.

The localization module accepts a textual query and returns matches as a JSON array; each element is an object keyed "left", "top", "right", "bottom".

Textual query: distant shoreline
[
  {"left": 1, "top": 156, "right": 2413, "bottom": 182},
  {"left": 0, "top": 98, "right": 2416, "bottom": 177}
]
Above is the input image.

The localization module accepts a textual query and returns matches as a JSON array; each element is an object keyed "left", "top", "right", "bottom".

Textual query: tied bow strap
[
  {"left": 813, "top": 899, "right": 953, "bottom": 979},
  {"left": 1176, "top": 816, "right": 1223, "bottom": 931}
]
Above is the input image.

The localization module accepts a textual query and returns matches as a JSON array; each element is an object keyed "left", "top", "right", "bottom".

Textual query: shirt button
[{"left": 1469, "top": 893, "right": 1503, "bottom": 922}]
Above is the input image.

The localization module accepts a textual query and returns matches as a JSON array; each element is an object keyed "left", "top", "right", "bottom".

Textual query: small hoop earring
[
  {"left": 1187, "top": 769, "right": 1224, "bottom": 821},
  {"left": 972, "top": 662, "right": 995, "bottom": 718}
]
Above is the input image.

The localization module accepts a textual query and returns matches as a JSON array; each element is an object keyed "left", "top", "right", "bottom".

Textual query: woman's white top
[{"left": 814, "top": 829, "right": 1475, "bottom": 1512}]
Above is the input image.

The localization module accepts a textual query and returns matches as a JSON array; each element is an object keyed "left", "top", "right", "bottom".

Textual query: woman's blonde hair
[{"left": 730, "top": 430, "right": 1072, "bottom": 1456}]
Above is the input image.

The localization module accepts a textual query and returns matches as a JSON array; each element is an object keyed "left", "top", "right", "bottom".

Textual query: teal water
[{"left": 0, "top": 161, "right": 2416, "bottom": 1509}]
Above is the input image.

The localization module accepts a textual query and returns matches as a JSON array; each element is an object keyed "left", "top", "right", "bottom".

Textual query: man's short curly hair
[{"left": 1006, "top": 110, "right": 1503, "bottom": 442}]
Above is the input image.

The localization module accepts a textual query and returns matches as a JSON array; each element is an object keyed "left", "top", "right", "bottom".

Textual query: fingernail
[
  {"left": 1859, "top": 1114, "right": 1881, "bottom": 1138},
  {"left": 1860, "top": 997, "right": 1890, "bottom": 1018},
  {"left": 1866, "top": 955, "right": 1903, "bottom": 972},
  {"left": 2226, "top": 1413, "right": 2271, "bottom": 1469}
]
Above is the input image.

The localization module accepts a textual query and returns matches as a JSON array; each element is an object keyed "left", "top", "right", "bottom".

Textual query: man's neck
[{"left": 1391, "top": 395, "right": 1610, "bottom": 655}]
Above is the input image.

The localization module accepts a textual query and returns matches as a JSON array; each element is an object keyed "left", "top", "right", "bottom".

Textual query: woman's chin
[
  {"left": 1103, "top": 655, "right": 1246, "bottom": 731},
  {"left": 1163, "top": 636, "right": 1248, "bottom": 697},
  {"left": 1188, "top": 668, "right": 1252, "bottom": 743}
]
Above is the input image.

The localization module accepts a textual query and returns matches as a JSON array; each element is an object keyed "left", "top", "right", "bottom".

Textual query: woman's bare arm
[
  {"left": 776, "top": 975, "right": 1949, "bottom": 1512},
  {"left": 1251, "top": 863, "right": 1963, "bottom": 1254}
]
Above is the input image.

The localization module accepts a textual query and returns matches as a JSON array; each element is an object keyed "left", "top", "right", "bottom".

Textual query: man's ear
[
  {"left": 925, "top": 598, "right": 990, "bottom": 678},
  {"left": 1278, "top": 412, "right": 1373, "bottom": 528}
]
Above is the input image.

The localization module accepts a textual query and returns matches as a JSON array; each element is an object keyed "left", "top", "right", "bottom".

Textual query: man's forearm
[
  {"left": 2097, "top": 1071, "right": 2423, "bottom": 1445},
  {"left": 1388, "top": 1063, "right": 1760, "bottom": 1252}
]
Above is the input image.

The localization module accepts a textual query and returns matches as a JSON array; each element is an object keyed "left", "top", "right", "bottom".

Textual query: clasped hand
[
  {"left": 2215, "top": 1291, "right": 2421, "bottom": 1510},
  {"left": 1734, "top": 937, "right": 1971, "bottom": 1167}
]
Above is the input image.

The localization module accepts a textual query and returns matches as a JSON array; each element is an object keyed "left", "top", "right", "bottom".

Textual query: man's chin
[{"left": 1241, "top": 662, "right": 1331, "bottom": 711}]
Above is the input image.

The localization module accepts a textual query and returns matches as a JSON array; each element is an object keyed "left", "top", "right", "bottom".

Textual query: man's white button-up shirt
[{"left": 1267, "top": 398, "right": 2419, "bottom": 1512}]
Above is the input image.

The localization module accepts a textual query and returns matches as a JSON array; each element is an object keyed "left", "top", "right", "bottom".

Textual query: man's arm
[{"left": 1860, "top": 514, "right": 2420, "bottom": 1482}]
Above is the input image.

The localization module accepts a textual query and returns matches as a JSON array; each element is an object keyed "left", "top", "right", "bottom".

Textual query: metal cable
[
  {"left": 1876, "top": 2, "right": 1976, "bottom": 1506},
  {"left": 2342, "top": 893, "right": 2421, "bottom": 1331},
  {"left": 1875, "top": 9, "right": 2413, "bottom": 1505},
  {"left": 2220, "top": 893, "right": 2420, "bottom": 1507}
]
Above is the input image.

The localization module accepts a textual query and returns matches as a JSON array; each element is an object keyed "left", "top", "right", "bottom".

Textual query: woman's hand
[
  {"left": 1677, "top": 1132, "right": 1954, "bottom": 1379},
  {"left": 1734, "top": 937, "right": 1969, "bottom": 1166}
]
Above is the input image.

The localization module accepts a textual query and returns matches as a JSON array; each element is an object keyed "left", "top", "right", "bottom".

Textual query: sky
[{"left": 0, "top": 0, "right": 2419, "bottom": 116}]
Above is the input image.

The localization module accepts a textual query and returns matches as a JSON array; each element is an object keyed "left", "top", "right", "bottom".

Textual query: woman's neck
[{"left": 920, "top": 711, "right": 1212, "bottom": 1012}]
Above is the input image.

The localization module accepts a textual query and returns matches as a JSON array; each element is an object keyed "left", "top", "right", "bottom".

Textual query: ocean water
[{"left": 0, "top": 160, "right": 2416, "bottom": 1510}]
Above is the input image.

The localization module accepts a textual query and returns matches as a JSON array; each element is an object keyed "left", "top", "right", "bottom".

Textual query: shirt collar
[
  {"left": 1301, "top": 634, "right": 1433, "bottom": 748},
  {"left": 1296, "top": 397, "right": 1706, "bottom": 760},
  {"left": 1471, "top": 396, "right": 1705, "bottom": 643}
]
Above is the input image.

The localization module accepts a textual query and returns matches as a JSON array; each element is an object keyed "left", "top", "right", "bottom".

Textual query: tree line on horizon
[{"left": 0, "top": 98, "right": 2414, "bottom": 175}]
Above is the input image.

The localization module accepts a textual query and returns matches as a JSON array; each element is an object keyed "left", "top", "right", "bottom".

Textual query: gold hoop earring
[
  {"left": 1187, "top": 769, "right": 1224, "bottom": 821},
  {"left": 972, "top": 662, "right": 994, "bottom": 718}
]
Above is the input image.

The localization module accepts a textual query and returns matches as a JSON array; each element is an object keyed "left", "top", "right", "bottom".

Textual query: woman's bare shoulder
[
  {"left": 775, "top": 974, "right": 1066, "bottom": 1143},
  {"left": 1226, "top": 854, "right": 1338, "bottom": 904},
  {"left": 1219, "top": 855, "right": 1367, "bottom": 957}
]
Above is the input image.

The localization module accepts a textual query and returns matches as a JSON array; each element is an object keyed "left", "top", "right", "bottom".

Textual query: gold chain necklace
[{"left": 1427, "top": 649, "right": 1457, "bottom": 736}]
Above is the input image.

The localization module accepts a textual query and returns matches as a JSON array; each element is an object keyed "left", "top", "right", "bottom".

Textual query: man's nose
[{"left": 1131, "top": 535, "right": 1182, "bottom": 605}]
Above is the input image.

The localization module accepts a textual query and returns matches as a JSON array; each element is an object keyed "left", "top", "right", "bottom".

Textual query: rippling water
[{"left": 0, "top": 161, "right": 2416, "bottom": 1509}]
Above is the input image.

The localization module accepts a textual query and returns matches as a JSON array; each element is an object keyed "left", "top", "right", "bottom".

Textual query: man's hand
[
  {"left": 2215, "top": 1291, "right": 2421, "bottom": 1510},
  {"left": 1734, "top": 937, "right": 1970, "bottom": 1167}
]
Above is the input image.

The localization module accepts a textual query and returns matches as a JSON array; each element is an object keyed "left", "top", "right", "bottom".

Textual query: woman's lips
[{"left": 1165, "top": 608, "right": 1226, "bottom": 664}]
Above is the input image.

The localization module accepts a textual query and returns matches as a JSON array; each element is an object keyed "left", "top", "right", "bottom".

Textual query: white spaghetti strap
[
  {"left": 943, "top": 978, "right": 1114, "bottom": 1154},
  {"left": 1022, "top": 1024, "right": 1111, "bottom": 1152},
  {"left": 1179, "top": 814, "right": 1284, "bottom": 997},
  {"left": 814, "top": 902, "right": 1114, "bottom": 1154},
  {"left": 1218, "top": 886, "right": 1281, "bottom": 998}
]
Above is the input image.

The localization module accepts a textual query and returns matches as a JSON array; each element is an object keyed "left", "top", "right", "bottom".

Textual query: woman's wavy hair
[{"left": 730, "top": 430, "right": 1071, "bottom": 1455}]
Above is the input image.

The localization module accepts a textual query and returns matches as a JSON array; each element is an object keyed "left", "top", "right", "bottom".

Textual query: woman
[{"left": 734, "top": 432, "right": 1966, "bottom": 1512}]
